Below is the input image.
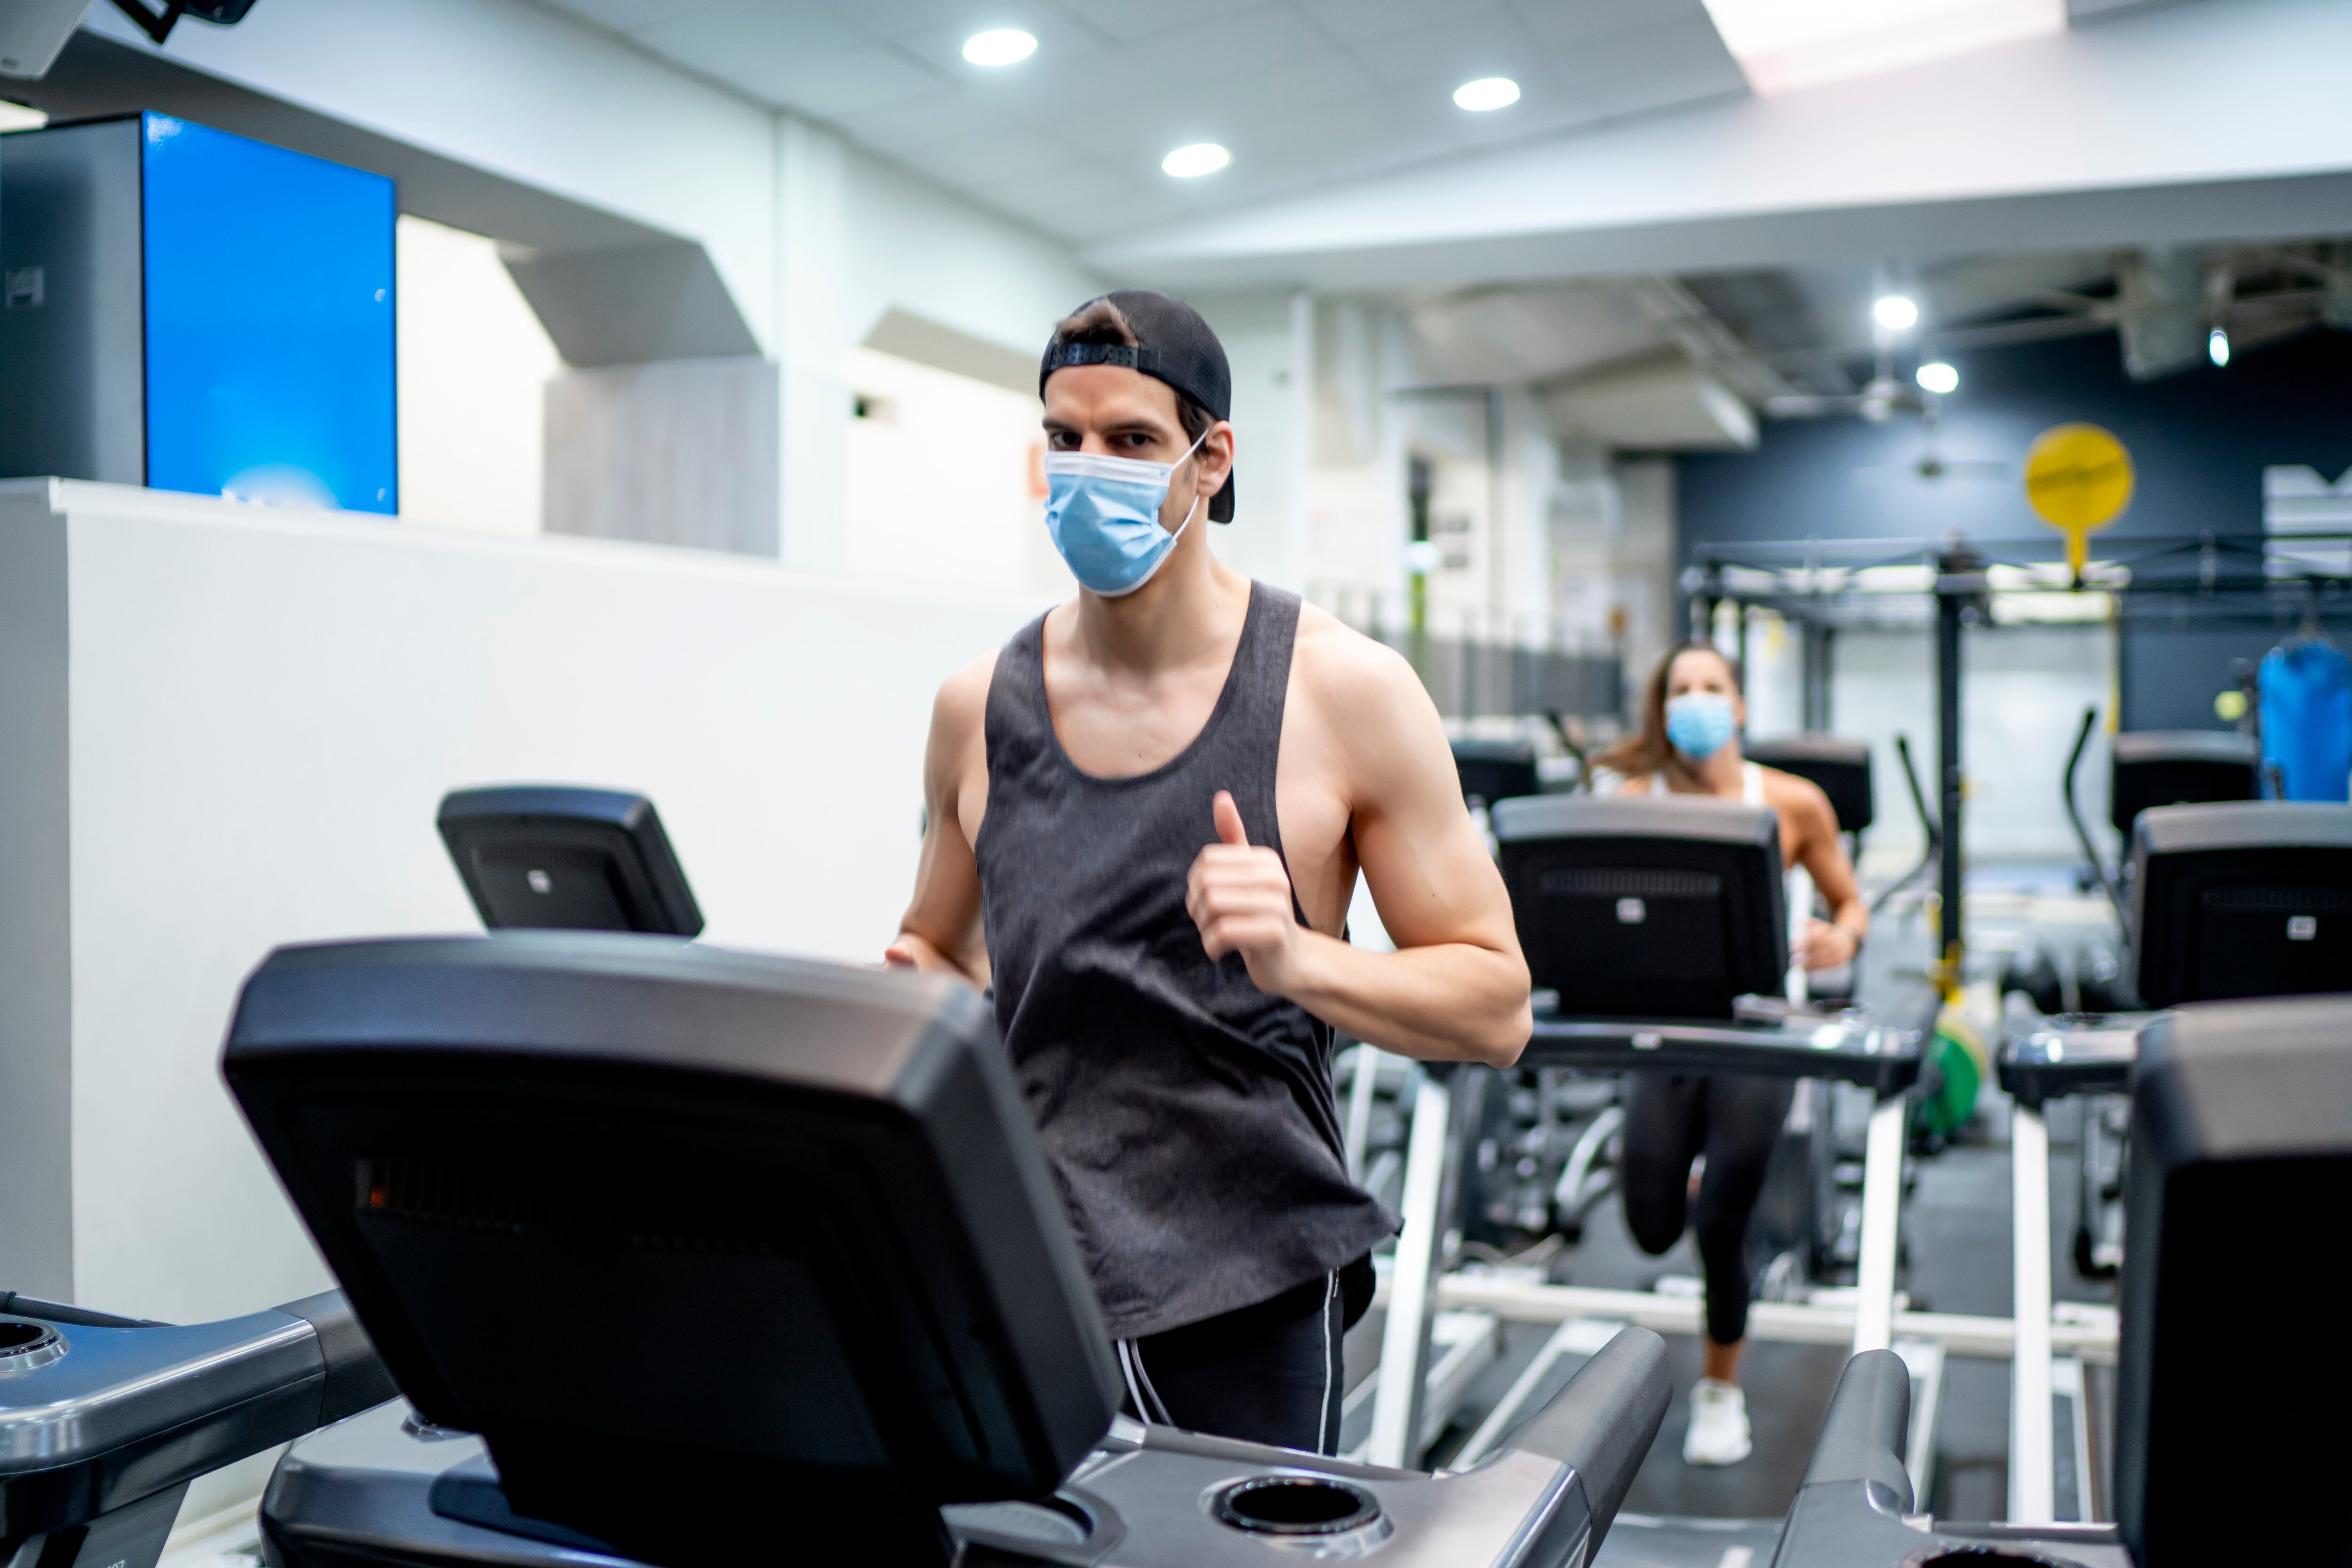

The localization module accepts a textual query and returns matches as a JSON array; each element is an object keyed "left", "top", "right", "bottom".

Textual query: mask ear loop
[{"left": 1163, "top": 424, "right": 1215, "bottom": 541}]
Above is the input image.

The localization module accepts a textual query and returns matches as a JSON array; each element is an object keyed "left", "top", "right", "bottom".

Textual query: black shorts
[{"left": 1115, "top": 1256, "right": 1373, "bottom": 1455}]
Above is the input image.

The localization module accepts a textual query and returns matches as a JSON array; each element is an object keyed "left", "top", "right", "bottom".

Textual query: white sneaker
[{"left": 1682, "top": 1377, "right": 1752, "bottom": 1466}]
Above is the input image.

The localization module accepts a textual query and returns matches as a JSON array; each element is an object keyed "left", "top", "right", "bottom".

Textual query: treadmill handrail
[
  {"left": 0, "top": 1292, "right": 393, "bottom": 1536},
  {"left": 1995, "top": 1014, "right": 2157, "bottom": 1108},
  {"left": 2062, "top": 707, "right": 2125, "bottom": 923},
  {"left": 1500, "top": 1327, "right": 1669, "bottom": 1556},
  {"left": 1524, "top": 1014, "right": 1921, "bottom": 1094}
]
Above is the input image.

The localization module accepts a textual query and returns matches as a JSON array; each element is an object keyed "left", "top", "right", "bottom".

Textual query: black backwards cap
[{"left": 1040, "top": 289, "right": 1235, "bottom": 522}]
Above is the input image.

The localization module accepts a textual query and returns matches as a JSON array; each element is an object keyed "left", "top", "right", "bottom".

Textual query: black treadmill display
[
  {"left": 463, "top": 843, "right": 636, "bottom": 931},
  {"left": 224, "top": 935, "right": 1116, "bottom": 1568},
  {"left": 2129, "top": 803, "right": 2352, "bottom": 1008},
  {"left": 2189, "top": 882, "right": 2347, "bottom": 1001},
  {"left": 436, "top": 786, "right": 702, "bottom": 938},
  {"left": 1496, "top": 796, "right": 1785, "bottom": 1021}
]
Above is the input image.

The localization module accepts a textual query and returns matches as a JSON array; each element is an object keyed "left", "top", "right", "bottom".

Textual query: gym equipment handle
[
  {"left": 1505, "top": 1326, "right": 1669, "bottom": 1551},
  {"left": 273, "top": 1291, "right": 400, "bottom": 1426},
  {"left": 1799, "top": 1348, "right": 1912, "bottom": 1511}
]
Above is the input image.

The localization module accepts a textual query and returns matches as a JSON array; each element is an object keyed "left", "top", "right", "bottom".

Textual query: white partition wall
[{"left": 0, "top": 478, "right": 1049, "bottom": 1329}]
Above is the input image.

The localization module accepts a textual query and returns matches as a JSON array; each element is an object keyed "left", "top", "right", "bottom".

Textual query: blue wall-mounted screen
[{"left": 141, "top": 113, "right": 397, "bottom": 514}]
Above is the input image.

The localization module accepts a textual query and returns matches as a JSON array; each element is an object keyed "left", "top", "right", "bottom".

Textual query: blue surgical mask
[
  {"left": 1042, "top": 429, "right": 1208, "bottom": 597},
  {"left": 1665, "top": 692, "right": 1738, "bottom": 760}
]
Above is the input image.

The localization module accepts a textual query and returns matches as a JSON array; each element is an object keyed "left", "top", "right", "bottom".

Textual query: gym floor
[{"left": 1356, "top": 864, "right": 2126, "bottom": 1555}]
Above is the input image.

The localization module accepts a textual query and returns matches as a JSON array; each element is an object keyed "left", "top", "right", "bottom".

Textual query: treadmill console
[
  {"left": 1451, "top": 738, "right": 1542, "bottom": 809},
  {"left": 2108, "top": 729, "right": 2258, "bottom": 835},
  {"left": 436, "top": 785, "right": 703, "bottom": 937},
  {"left": 1494, "top": 795, "right": 1787, "bottom": 1020},
  {"left": 1772, "top": 992, "right": 2352, "bottom": 1566},
  {"left": 2128, "top": 801, "right": 2352, "bottom": 1007},
  {"left": 226, "top": 935, "right": 1671, "bottom": 1568},
  {"left": 1745, "top": 735, "right": 1874, "bottom": 835}
]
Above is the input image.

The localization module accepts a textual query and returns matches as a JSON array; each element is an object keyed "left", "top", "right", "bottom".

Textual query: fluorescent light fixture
[
  {"left": 961, "top": 28, "right": 1036, "bottom": 66},
  {"left": 1916, "top": 361, "right": 1959, "bottom": 395},
  {"left": 1700, "top": 0, "right": 2063, "bottom": 95},
  {"left": 1162, "top": 143, "right": 1230, "bottom": 178},
  {"left": 2209, "top": 326, "right": 2231, "bottom": 367},
  {"left": 1873, "top": 294, "right": 1920, "bottom": 332},
  {"left": 1453, "top": 77, "right": 1521, "bottom": 111}
]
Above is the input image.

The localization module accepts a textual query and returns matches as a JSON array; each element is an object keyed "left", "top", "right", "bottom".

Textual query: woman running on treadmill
[{"left": 1592, "top": 641, "right": 1869, "bottom": 1466}]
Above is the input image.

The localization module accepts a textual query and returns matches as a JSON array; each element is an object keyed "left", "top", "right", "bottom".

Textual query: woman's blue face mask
[
  {"left": 1665, "top": 692, "right": 1738, "bottom": 760},
  {"left": 1042, "top": 427, "right": 1208, "bottom": 597}
]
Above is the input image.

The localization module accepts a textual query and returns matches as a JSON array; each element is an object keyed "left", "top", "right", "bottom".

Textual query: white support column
[
  {"left": 1368, "top": 1075, "right": 1451, "bottom": 1469},
  {"left": 1851, "top": 1094, "right": 1907, "bottom": 1354},
  {"left": 2010, "top": 1105, "right": 2056, "bottom": 1525},
  {"left": 775, "top": 115, "right": 850, "bottom": 573}
]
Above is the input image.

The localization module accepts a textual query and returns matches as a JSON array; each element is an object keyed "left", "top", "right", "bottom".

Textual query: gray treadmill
[
  {"left": 225, "top": 933, "right": 1675, "bottom": 1568},
  {"left": 1364, "top": 798, "right": 1923, "bottom": 1480},
  {"left": 1995, "top": 800, "right": 2352, "bottom": 1525},
  {"left": 1777, "top": 991, "right": 2352, "bottom": 1565},
  {"left": 0, "top": 1290, "right": 392, "bottom": 1568}
]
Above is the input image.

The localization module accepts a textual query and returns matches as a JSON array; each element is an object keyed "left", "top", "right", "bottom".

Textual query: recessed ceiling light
[
  {"left": 1161, "top": 143, "right": 1230, "bottom": 178},
  {"left": 1915, "top": 361, "right": 1959, "bottom": 395},
  {"left": 2208, "top": 326, "right": 2231, "bottom": 367},
  {"left": 1873, "top": 294, "right": 1920, "bottom": 332},
  {"left": 1453, "top": 77, "right": 1520, "bottom": 111},
  {"left": 962, "top": 29, "right": 1036, "bottom": 66}
]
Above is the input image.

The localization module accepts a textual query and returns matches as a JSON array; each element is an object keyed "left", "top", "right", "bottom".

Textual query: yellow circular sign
[{"left": 2024, "top": 423, "right": 2133, "bottom": 531}]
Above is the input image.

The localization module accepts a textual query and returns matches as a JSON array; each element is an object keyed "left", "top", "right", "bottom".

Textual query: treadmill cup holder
[
  {"left": 0, "top": 1319, "right": 69, "bottom": 1373},
  {"left": 1211, "top": 1475, "right": 1385, "bottom": 1539}
]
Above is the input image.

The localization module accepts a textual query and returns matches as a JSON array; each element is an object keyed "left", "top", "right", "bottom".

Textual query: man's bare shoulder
[
  {"left": 1290, "top": 602, "right": 1426, "bottom": 715},
  {"left": 930, "top": 649, "right": 998, "bottom": 744}
]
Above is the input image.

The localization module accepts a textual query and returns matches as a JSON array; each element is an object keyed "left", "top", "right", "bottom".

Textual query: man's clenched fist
[{"left": 1186, "top": 790, "right": 1304, "bottom": 995}]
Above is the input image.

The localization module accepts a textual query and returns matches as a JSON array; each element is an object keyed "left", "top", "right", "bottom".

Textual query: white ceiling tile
[
  {"left": 547, "top": 0, "right": 1753, "bottom": 246},
  {"left": 1507, "top": 0, "right": 1698, "bottom": 49},
  {"left": 737, "top": 44, "right": 954, "bottom": 116},
  {"left": 967, "top": 159, "right": 1136, "bottom": 213},
  {"left": 539, "top": 0, "right": 701, "bottom": 34},
  {"left": 1295, "top": 0, "right": 1494, "bottom": 46},
  {"left": 627, "top": 1, "right": 868, "bottom": 83},
  {"left": 1554, "top": 14, "right": 1745, "bottom": 109},
  {"left": 885, "top": 9, "right": 1118, "bottom": 76},
  {"left": 831, "top": 88, "right": 994, "bottom": 146},
  {"left": 1062, "top": 0, "right": 1284, "bottom": 44},
  {"left": 903, "top": 125, "right": 1086, "bottom": 184},
  {"left": 1341, "top": 8, "right": 1548, "bottom": 87}
]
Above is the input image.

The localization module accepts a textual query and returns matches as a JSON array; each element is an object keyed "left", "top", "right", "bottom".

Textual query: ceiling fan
[{"left": 1851, "top": 401, "right": 2010, "bottom": 488}]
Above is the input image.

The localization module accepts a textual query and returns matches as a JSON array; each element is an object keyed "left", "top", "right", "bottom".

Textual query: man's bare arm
[
  {"left": 885, "top": 656, "right": 992, "bottom": 986},
  {"left": 1186, "top": 637, "right": 1530, "bottom": 1065}
]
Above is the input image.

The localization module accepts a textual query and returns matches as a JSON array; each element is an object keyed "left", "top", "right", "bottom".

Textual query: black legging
[{"left": 1620, "top": 1071, "right": 1795, "bottom": 1346}]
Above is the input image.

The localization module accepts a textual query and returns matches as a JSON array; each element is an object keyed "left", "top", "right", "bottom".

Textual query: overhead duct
[
  {"left": 1541, "top": 354, "right": 1757, "bottom": 453},
  {"left": 2116, "top": 247, "right": 2213, "bottom": 381}
]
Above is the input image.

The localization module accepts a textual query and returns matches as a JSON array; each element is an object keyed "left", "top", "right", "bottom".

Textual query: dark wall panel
[{"left": 1677, "top": 329, "right": 2352, "bottom": 730}]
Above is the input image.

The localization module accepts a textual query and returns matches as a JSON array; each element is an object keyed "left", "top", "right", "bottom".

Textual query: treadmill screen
[
  {"left": 1497, "top": 796, "right": 1785, "bottom": 1020},
  {"left": 2189, "top": 883, "right": 2348, "bottom": 1001}
]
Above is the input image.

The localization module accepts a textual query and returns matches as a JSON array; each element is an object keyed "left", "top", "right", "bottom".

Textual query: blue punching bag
[{"left": 2259, "top": 639, "right": 2352, "bottom": 801}]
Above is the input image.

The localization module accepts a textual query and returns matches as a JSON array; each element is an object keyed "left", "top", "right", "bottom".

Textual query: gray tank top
[{"left": 977, "top": 583, "right": 1398, "bottom": 1340}]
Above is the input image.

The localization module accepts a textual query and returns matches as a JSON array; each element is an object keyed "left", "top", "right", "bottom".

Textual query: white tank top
[{"left": 1646, "top": 761, "right": 1765, "bottom": 805}]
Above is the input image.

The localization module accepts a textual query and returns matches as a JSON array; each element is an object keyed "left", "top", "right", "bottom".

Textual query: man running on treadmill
[{"left": 887, "top": 290, "right": 1530, "bottom": 1455}]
